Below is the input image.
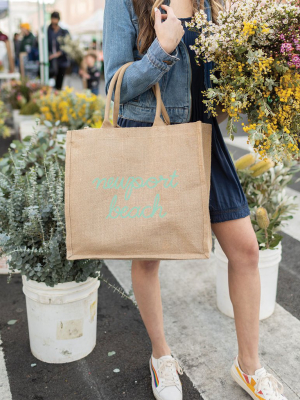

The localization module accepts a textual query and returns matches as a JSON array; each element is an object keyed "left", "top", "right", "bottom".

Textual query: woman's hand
[
  {"left": 154, "top": 5, "right": 184, "bottom": 54},
  {"left": 49, "top": 51, "right": 62, "bottom": 60}
]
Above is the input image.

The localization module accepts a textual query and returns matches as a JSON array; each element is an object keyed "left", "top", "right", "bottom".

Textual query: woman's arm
[{"left": 103, "top": 0, "right": 180, "bottom": 104}]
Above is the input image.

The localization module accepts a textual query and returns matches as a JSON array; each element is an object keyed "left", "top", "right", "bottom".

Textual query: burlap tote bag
[{"left": 65, "top": 61, "right": 212, "bottom": 260}]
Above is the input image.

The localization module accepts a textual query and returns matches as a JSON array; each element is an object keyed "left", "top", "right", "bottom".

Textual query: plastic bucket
[
  {"left": 214, "top": 240, "right": 282, "bottom": 320},
  {"left": 19, "top": 120, "right": 47, "bottom": 140},
  {"left": 22, "top": 275, "right": 100, "bottom": 363}
]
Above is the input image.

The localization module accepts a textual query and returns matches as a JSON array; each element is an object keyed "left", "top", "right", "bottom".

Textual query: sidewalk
[
  {"left": 105, "top": 250, "right": 300, "bottom": 400},
  {"left": 0, "top": 266, "right": 202, "bottom": 400}
]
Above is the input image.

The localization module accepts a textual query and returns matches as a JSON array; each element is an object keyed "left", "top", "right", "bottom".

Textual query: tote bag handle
[{"left": 102, "top": 61, "right": 170, "bottom": 128}]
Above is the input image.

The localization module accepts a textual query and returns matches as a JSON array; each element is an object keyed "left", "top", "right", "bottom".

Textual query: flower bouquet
[{"left": 187, "top": 0, "right": 300, "bottom": 162}]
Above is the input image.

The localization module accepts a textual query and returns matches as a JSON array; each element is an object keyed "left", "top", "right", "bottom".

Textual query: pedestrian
[
  {"left": 19, "top": 23, "right": 36, "bottom": 55},
  {"left": 79, "top": 52, "right": 101, "bottom": 95},
  {"left": 13, "top": 33, "right": 21, "bottom": 69},
  {"left": 47, "top": 11, "right": 70, "bottom": 90},
  {"left": 103, "top": 1, "right": 289, "bottom": 400}
]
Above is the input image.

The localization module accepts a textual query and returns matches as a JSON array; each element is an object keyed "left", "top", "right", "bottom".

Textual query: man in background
[
  {"left": 19, "top": 23, "right": 36, "bottom": 55},
  {"left": 48, "top": 11, "right": 70, "bottom": 90}
]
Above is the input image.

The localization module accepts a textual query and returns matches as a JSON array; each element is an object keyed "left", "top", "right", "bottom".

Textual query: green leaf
[
  {"left": 43, "top": 120, "right": 53, "bottom": 128},
  {"left": 269, "top": 234, "right": 283, "bottom": 249}
]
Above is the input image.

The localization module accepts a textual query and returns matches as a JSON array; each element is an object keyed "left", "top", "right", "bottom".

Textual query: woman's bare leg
[
  {"left": 212, "top": 216, "right": 262, "bottom": 375},
  {"left": 131, "top": 260, "right": 171, "bottom": 359}
]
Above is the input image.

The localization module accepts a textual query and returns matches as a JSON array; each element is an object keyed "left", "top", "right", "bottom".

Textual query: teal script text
[{"left": 92, "top": 171, "right": 178, "bottom": 219}]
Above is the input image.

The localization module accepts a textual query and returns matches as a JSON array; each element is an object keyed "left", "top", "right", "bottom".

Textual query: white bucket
[
  {"left": 215, "top": 240, "right": 282, "bottom": 320},
  {"left": 13, "top": 109, "right": 20, "bottom": 131},
  {"left": 14, "top": 114, "right": 36, "bottom": 134},
  {"left": 22, "top": 275, "right": 100, "bottom": 363},
  {"left": 19, "top": 120, "right": 47, "bottom": 140}
]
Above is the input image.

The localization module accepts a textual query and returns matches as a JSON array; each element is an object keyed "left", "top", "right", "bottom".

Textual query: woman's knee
[{"left": 228, "top": 238, "right": 259, "bottom": 268}]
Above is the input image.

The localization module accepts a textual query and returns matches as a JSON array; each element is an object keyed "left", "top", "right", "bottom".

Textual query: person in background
[
  {"left": 47, "top": 11, "right": 70, "bottom": 90},
  {"left": 91, "top": 38, "right": 97, "bottom": 50},
  {"left": 79, "top": 52, "right": 101, "bottom": 95},
  {"left": 13, "top": 33, "right": 21, "bottom": 68},
  {"left": 19, "top": 23, "right": 36, "bottom": 55}
]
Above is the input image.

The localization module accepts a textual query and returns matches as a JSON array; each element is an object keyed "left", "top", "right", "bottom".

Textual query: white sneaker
[
  {"left": 149, "top": 354, "right": 183, "bottom": 400},
  {"left": 231, "top": 355, "right": 288, "bottom": 400}
]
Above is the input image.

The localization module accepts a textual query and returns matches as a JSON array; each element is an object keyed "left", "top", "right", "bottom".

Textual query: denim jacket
[{"left": 103, "top": 0, "right": 214, "bottom": 124}]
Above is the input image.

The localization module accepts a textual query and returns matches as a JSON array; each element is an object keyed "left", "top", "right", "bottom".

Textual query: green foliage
[
  {"left": 0, "top": 100, "right": 10, "bottom": 138},
  {"left": 0, "top": 159, "right": 102, "bottom": 286},
  {"left": 20, "top": 101, "right": 40, "bottom": 116},
  {"left": 0, "top": 120, "right": 65, "bottom": 182},
  {"left": 236, "top": 156, "right": 299, "bottom": 250}
]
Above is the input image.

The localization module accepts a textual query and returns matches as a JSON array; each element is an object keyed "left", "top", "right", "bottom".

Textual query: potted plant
[
  {"left": 17, "top": 101, "right": 42, "bottom": 140},
  {"left": 214, "top": 153, "right": 299, "bottom": 320},
  {"left": 0, "top": 121, "right": 66, "bottom": 275},
  {"left": 38, "top": 87, "right": 106, "bottom": 130},
  {"left": 0, "top": 80, "right": 47, "bottom": 132},
  {"left": 0, "top": 154, "right": 102, "bottom": 363},
  {"left": 0, "top": 120, "right": 66, "bottom": 179}
]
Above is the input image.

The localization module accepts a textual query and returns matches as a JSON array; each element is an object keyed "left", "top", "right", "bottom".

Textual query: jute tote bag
[{"left": 65, "top": 61, "right": 212, "bottom": 260}]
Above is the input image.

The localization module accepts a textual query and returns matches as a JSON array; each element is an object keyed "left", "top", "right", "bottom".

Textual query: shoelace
[
  {"left": 255, "top": 371, "right": 284, "bottom": 400},
  {"left": 157, "top": 358, "right": 184, "bottom": 387}
]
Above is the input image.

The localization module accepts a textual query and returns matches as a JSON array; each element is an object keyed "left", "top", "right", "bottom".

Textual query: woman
[{"left": 103, "top": 1, "right": 288, "bottom": 399}]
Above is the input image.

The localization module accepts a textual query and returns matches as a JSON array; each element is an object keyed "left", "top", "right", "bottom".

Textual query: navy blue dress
[{"left": 117, "top": 17, "right": 250, "bottom": 223}]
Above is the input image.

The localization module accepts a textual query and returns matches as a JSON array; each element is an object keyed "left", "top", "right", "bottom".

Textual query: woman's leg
[
  {"left": 211, "top": 216, "right": 262, "bottom": 375},
  {"left": 131, "top": 260, "right": 171, "bottom": 359}
]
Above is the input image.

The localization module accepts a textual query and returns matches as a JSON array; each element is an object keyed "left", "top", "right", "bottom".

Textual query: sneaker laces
[
  {"left": 158, "top": 358, "right": 183, "bottom": 387},
  {"left": 255, "top": 371, "right": 284, "bottom": 400}
]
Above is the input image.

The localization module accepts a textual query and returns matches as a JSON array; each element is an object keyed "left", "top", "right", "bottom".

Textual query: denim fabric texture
[
  {"left": 103, "top": 0, "right": 214, "bottom": 123},
  {"left": 103, "top": 0, "right": 250, "bottom": 223}
]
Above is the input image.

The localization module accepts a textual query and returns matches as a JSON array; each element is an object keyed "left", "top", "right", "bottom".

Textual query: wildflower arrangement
[
  {"left": 235, "top": 153, "right": 299, "bottom": 249},
  {"left": 187, "top": 0, "right": 300, "bottom": 162},
  {"left": 0, "top": 100, "right": 10, "bottom": 138},
  {"left": 38, "top": 87, "right": 106, "bottom": 130}
]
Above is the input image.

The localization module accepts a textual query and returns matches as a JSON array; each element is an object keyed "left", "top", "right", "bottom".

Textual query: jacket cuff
[{"left": 147, "top": 37, "right": 180, "bottom": 72}]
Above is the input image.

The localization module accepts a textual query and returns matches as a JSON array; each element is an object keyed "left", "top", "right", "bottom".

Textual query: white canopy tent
[{"left": 69, "top": 9, "right": 104, "bottom": 35}]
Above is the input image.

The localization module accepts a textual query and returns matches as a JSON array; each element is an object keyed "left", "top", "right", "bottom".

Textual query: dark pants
[
  {"left": 55, "top": 67, "right": 67, "bottom": 90},
  {"left": 90, "top": 86, "right": 99, "bottom": 96}
]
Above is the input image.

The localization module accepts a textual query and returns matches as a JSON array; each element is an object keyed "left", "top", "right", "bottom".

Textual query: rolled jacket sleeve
[{"left": 103, "top": 0, "right": 180, "bottom": 104}]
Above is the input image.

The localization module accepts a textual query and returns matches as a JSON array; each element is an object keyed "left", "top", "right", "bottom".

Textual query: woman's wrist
[{"left": 157, "top": 37, "right": 176, "bottom": 56}]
